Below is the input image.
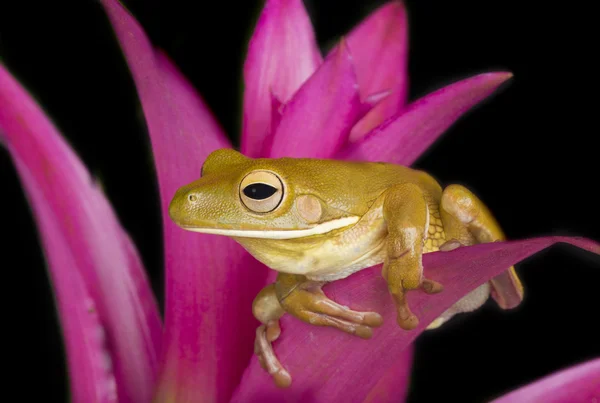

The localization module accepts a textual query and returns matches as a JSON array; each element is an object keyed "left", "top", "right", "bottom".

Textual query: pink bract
[{"left": 0, "top": 1, "right": 598, "bottom": 402}]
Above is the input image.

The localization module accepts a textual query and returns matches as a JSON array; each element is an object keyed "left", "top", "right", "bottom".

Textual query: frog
[{"left": 168, "top": 148, "right": 524, "bottom": 387}]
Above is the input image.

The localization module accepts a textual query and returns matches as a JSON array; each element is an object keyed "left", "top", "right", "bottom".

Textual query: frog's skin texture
[{"left": 169, "top": 149, "right": 523, "bottom": 387}]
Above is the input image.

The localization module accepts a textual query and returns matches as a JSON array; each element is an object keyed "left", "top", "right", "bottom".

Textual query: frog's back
[{"left": 271, "top": 158, "right": 443, "bottom": 216}]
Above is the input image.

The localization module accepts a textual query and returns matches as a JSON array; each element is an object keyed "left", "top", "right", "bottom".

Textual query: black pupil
[{"left": 243, "top": 183, "right": 277, "bottom": 200}]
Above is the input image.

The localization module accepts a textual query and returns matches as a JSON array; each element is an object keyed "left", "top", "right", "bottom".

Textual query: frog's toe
[
  {"left": 397, "top": 305, "right": 419, "bottom": 330},
  {"left": 265, "top": 319, "right": 281, "bottom": 341},
  {"left": 308, "top": 313, "right": 376, "bottom": 339},
  {"left": 392, "top": 291, "right": 420, "bottom": 330},
  {"left": 281, "top": 287, "right": 383, "bottom": 337},
  {"left": 421, "top": 278, "right": 444, "bottom": 294},
  {"left": 439, "top": 239, "right": 463, "bottom": 251},
  {"left": 362, "top": 311, "right": 384, "bottom": 327},
  {"left": 254, "top": 321, "right": 291, "bottom": 388}
]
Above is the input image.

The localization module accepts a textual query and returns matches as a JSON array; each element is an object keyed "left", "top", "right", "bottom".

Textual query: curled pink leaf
[
  {"left": 338, "top": 72, "right": 513, "bottom": 166},
  {"left": 232, "top": 237, "right": 600, "bottom": 402},
  {"left": 11, "top": 159, "right": 117, "bottom": 403},
  {"left": 269, "top": 40, "right": 363, "bottom": 158},
  {"left": 344, "top": 1, "right": 410, "bottom": 141},
  {"left": 242, "top": 0, "right": 323, "bottom": 157},
  {"left": 491, "top": 357, "right": 600, "bottom": 402},
  {"left": 100, "top": 1, "right": 268, "bottom": 401},
  {"left": 0, "top": 64, "right": 162, "bottom": 402}
]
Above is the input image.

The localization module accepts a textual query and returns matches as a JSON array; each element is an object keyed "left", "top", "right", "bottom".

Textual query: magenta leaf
[
  {"left": 269, "top": 40, "right": 363, "bottom": 158},
  {"left": 232, "top": 237, "right": 600, "bottom": 402},
  {"left": 363, "top": 347, "right": 414, "bottom": 403},
  {"left": 0, "top": 64, "right": 162, "bottom": 402},
  {"left": 11, "top": 160, "right": 117, "bottom": 403},
  {"left": 100, "top": 1, "right": 269, "bottom": 401},
  {"left": 343, "top": 1, "right": 410, "bottom": 141},
  {"left": 259, "top": 92, "right": 285, "bottom": 157},
  {"left": 242, "top": 0, "right": 323, "bottom": 158},
  {"left": 491, "top": 357, "right": 600, "bottom": 402},
  {"left": 337, "top": 72, "right": 513, "bottom": 166}
]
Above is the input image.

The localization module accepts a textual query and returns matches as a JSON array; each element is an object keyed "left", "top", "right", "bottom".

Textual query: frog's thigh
[{"left": 440, "top": 184, "right": 524, "bottom": 309}]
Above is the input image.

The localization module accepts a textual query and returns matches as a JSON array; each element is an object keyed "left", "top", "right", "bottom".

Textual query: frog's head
[{"left": 168, "top": 148, "right": 360, "bottom": 239}]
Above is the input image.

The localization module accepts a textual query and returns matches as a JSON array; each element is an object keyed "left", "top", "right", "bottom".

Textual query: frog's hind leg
[
  {"left": 252, "top": 273, "right": 383, "bottom": 388},
  {"left": 440, "top": 184, "right": 524, "bottom": 311},
  {"left": 252, "top": 284, "right": 290, "bottom": 388}
]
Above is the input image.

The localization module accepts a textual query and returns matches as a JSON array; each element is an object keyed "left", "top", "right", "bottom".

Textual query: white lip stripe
[{"left": 182, "top": 216, "right": 360, "bottom": 239}]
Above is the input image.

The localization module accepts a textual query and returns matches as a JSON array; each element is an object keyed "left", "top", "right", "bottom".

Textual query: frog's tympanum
[{"left": 169, "top": 148, "right": 523, "bottom": 387}]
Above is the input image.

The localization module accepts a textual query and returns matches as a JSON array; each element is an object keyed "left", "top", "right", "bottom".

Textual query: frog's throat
[{"left": 181, "top": 216, "right": 360, "bottom": 240}]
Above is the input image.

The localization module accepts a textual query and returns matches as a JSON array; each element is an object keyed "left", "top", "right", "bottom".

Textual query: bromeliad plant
[{"left": 1, "top": 0, "right": 599, "bottom": 402}]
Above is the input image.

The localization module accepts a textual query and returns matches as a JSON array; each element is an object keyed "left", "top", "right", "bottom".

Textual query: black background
[{"left": 1, "top": 0, "right": 598, "bottom": 402}]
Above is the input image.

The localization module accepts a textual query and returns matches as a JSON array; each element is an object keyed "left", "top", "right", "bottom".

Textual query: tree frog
[{"left": 169, "top": 148, "right": 523, "bottom": 387}]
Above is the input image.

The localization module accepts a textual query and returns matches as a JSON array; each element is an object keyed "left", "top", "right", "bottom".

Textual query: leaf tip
[{"left": 483, "top": 70, "right": 514, "bottom": 86}]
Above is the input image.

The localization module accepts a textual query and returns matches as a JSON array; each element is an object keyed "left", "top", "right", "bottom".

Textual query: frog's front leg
[
  {"left": 382, "top": 183, "right": 443, "bottom": 330},
  {"left": 252, "top": 273, "right": 383, "bottom": 388}
]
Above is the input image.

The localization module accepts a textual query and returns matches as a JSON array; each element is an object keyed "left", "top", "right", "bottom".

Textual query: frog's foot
[
  {"left": 254, "top": 319, "right": 291, "bottom": 388},
  {"left": 391, "top": 277, "right": 444, "bottom": 331},
  {"left": 402, "top": 240, "right": 462, "bottom": 329},
  {"left": 280, "top": 285, "right": 383, "bottom": 339}
]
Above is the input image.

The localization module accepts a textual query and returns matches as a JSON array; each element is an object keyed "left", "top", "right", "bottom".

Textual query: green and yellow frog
[{"left": 169, "top": 148, "right": 523, "bottom": 387}]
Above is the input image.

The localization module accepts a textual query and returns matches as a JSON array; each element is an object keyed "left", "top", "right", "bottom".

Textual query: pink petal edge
[
  {"left": 268, "top": 40, "right": 363, "bottom": 158},
  {"left": 343, "top": 1, "right": 410, "bottom": 141},
  {"left": 338, "top": 72, "right": 513, "bottom": 166},
  {"left": 100, "top": 1, "right": 269, "bottom": 401},
  {"left": 0, "top": 64, "right": 162, "bottom": 402},
  {"left": 242, "top": 0, "right": 323, "bottom": 158},
  {"left": 12, "top": 156, "right": 117, "bottom": 403},
  {"left": 491, "top": 357, "right": 600, "bottom": 402},
  {"left": 232, "top": 237, "right": 600, "bottom": 402}
]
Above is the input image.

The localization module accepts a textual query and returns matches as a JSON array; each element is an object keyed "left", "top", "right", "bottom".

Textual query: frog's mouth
[{"left": 179, "top": 216, "right": 360, "bottom": 240}]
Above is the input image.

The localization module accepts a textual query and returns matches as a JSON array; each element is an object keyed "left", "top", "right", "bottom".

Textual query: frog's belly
[
  {"left": 247, "top": 201, "right": 447, "bottom": 281},
  {"left": 246, "top": 204, "right": 388, "bottom": 281},
  {"left": 300, "top": 218, "right": 388, "bottom": 282},
  {"left": 305, "top": 202, "right": 447, "bottom": 282},
  {"left": 303, "top": 237, "right": 388, "bottom": 282}
]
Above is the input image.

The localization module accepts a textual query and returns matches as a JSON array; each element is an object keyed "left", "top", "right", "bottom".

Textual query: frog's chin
[{"left": 179, "top": 216, "right": 359, "bottom": 240}]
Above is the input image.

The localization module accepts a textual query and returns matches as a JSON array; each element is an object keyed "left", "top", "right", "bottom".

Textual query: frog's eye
[{"left": 240, "top": 171, "right": 284, "bottom": 213}]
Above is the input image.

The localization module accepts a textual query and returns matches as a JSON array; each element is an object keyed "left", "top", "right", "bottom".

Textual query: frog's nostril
[{"left": 188, "top": 194, "right": 197, "bottom": 202}]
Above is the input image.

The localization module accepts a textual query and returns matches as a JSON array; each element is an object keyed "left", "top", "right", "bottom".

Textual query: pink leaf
[
  {"left": 269, "top": 40, "right": 363, "bottom": 158},
  {"left": 344, "top": 1, "right": 410, "bottom": 141},
  {"left": 242, "top": 0, "right": 323, "bottom": 158},
  {"left": 363, "top": 346, "right": 414, "bottom": 403},
  {"left": 338, "top": 72, "right": 513, "bottom": 166},
  {"left": 232, "top": 237, "right": 600, "bottom": 402},
  {"left": 0, "top": 64, "right": 162, "bottom": 402},
  {"left": 491, "top": 357, "right": 600, "bottom": 402},
  {"left": 100, "top": 2, "right": 268, "bottom": 401},
  {"left": 259, "top": 92, "right": 285, "bottom": 157}
]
